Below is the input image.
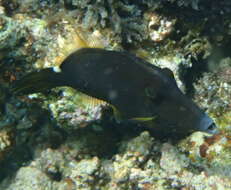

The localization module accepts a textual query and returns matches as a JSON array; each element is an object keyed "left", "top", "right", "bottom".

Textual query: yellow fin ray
[
  {"left": 76, "top": 28, "right": 108, "bottom": 49},
  {"left": 77, "top": 92, "right": 107, "bottom": 110},
  {"left": 129, "top": 116, "right": 156, "bottom": 122}
]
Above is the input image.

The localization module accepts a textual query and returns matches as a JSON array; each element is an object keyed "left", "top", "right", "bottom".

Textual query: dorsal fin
[
  {"left": 53, "top": 27, "right": 107, "bottom": 67},
  {"left": 76, "top": 27, "right": 108, "bottom": 49}
]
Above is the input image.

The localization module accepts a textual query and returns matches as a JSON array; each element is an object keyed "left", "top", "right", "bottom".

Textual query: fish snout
[{"left": 199, "top": 115, "right": 219, "bottom": 134}]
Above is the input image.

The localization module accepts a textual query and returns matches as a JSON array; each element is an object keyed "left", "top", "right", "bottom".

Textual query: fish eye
[
  {"left": 145, "top": 87, "right": 165, "bottom": 104},
  {"left": 145, "top": 87, "right": 156, "bottom": 99}
]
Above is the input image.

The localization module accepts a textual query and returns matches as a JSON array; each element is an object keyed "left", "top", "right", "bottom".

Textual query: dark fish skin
[{"left": 11, "top": 48, "right": 218, "bottom": 137}]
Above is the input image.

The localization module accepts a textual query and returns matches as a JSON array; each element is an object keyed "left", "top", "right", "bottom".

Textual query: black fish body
[{"left": 12, "top": 48, "right": 218, "bottom": 137}]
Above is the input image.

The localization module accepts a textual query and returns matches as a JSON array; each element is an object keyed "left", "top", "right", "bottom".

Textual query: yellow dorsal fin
[
  {"left": 76, "top": 28, "right": 108, "bottom": 49},
  {"left": 53, "top": 27, "right": 107, "bottom": 67}
]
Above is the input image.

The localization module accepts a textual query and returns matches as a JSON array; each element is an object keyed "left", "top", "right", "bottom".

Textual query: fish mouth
[
  {"left": 206, "top": 122, "right": 219, "bottom": 134},
  {"left": 199, "top": 116, "right": 219, "bottom": 134}
]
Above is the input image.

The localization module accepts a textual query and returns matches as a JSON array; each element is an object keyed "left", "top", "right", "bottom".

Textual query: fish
[{"left": 11, "top": 48, "right": 218, "bottom": 138}]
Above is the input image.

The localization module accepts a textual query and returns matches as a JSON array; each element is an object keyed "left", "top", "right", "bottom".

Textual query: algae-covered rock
[
  {"left": 160, "top": 143, "right": 189, "bottom": 174},
  {"left": 194, "top": 57, "right": 231, "bottom": 128},
  {"left": 0, "top": 15, "right": 21, "bottom": 50},
  {"left": 0, "top": 129, "right": 231, "bottom": 190},
  {"left": 0, "top": 127, "right": 14, "bottom": 161},
  {"left": 3, "top": 166, "right": 53, "bottom": 190}
]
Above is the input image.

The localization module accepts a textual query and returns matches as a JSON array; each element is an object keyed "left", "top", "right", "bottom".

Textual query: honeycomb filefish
[{"left": 11, "top": 48, "right": 218, "bottom": 137}]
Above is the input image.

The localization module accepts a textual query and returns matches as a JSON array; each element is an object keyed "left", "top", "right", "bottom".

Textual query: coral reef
[
  {"left": 0, "top": 127, "right": 14, "bottom": 161},
  {"left": 46, "top": 88, "right": 109, "bottom": 130},
  {"left": 194, "top": 57, "right": 231, "bottom": 128},
  {"left": 0, "top": 131, "right": 231, "bottom": 190},
  {"left": 146, "top": 12, "right": 176, "bottom": 43},
  {"left": 0, "top": 15, "right": 21, "bottom": 49},
  {"left": 0, "top": 0, "right": 231, "bottom": 189}
]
